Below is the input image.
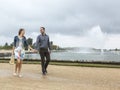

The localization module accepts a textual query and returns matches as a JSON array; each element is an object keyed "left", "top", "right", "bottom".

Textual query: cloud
[
  {"left": 0, "top": 0, "right": 120, "bottom": 35},
  {"left": 49, "top": 25, "right": 120, "bottom": 49},
  {"left": 0, "top": 35, "right": 13, "bottom": 46},
  {"left": 0, "top": 25, "right": 120, "bottom": 49},
  {"left": 104, "top": 34, "right": 120, "bottom": 49},
  {"left": 0, "top": 0, "right": 120, "bottom": 48}
]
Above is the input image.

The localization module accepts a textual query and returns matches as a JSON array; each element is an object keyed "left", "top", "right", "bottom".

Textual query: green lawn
[{"left": 0, "top": 59, "right": 120, "bottom": 68}]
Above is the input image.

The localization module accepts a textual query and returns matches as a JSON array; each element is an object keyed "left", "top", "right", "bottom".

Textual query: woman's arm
[
  {"left": 28, "top": 45, "right": 34, "bottom": 51},
  {"left": 24, "top": 36, "right": 36, "bottom": 52}
]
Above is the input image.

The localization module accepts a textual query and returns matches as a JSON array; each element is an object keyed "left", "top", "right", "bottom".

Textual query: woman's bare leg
[
  {"left": 18, "top": 60, "right": 22, "bottom": 74},
  {"left": 17, "top": 59, "right": 21, "bottom": 74},
  {"left": 15, "top": 61, "right": 18, "bottom": 73},
  {"left": 13, "top": 59, "right": 19, "bottom": 76},
  {"left": 18, "top": 60, "right": 23, "bottom": 78}
]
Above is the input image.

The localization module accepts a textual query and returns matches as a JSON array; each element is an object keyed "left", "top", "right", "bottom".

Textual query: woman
[{"left": 12, "top": 28, "right": 34, "bottom": 77}]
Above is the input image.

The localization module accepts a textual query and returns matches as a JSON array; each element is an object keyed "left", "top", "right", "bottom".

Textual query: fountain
[{"left": 86, "top": 25, "right": 107, "bottom": 54}]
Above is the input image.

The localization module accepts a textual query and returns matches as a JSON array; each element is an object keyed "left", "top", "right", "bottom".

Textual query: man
[{"left": 36, "top": 27, "right": 51, "bottom": 75}]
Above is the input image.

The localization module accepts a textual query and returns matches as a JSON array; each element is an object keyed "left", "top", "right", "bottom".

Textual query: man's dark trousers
[{"left": 39, "top": 48, "right": 50, "bottom": 74}]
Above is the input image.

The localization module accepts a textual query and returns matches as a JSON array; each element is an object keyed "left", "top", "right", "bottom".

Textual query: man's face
[{"left": 40, "top": 28, "right": 45, "bottom": 34}]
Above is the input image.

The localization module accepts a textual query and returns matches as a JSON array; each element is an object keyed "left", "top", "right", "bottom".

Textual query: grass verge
[{"left": 0, "top": 59, "right": 120, "bottom": 68}]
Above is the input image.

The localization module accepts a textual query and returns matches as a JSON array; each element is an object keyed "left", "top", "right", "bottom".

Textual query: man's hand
[{"left": 49, "top": 50, "right": 51, "bottom": 54}]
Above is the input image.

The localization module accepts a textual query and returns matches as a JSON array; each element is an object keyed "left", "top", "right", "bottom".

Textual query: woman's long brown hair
[{"left": 18, "top": 28, "right": 24, "bottom": 35}]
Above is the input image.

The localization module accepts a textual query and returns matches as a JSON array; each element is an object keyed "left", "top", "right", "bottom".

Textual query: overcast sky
[{"left": 0, "top": 0, "right": 120, "bottom": 49}]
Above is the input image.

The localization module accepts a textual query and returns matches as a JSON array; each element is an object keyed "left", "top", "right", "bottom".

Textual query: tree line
[{"left": 0, "top": 38, "right": 59, "bottom": 50}]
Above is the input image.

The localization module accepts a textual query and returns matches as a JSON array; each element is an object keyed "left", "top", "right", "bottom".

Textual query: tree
[
  {"left": 50, "top": 41, "right": 53, "bottom": 46},
  {"left": 10, "top": 42, "right": 14, "bottom": 47},
  {"left": 2, "top": 42, "right": 12, "bottom": 50},
  {"left": 4, "top": 42, "right": 8, "bottom": 47},
  {"left": 115, "top": 48, "right": 118, "bottom": 51},
  {"left": 27, "top": 38, "right": 33, "bottom": 46}
]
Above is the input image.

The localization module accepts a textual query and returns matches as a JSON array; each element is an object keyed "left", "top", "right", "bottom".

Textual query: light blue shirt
[{"left": 36, "top": 34, "right": 51, "bottom": 50}]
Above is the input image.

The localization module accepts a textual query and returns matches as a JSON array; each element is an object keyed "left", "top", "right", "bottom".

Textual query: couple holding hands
[{"left": 12, "top": 27, "right": 51, "bottom": 77}]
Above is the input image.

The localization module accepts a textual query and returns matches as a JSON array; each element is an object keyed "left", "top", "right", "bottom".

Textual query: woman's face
[{"left": 21, "top": 30, "right": 25, "bottom": 36}]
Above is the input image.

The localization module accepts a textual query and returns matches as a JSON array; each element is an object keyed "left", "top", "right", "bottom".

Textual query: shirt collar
[{"left": 41, "top": 33, "right": 46, "bottom": 36}]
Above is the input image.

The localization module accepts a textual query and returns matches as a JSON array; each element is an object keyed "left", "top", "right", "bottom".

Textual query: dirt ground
[{"left": 0, "top": 63, "right": 119, "bottom": 90}]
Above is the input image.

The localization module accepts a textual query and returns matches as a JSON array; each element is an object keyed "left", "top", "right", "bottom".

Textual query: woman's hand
[
  {"left": 12, "top": 51, "right": 14, "bottom": 56},
  {"left": 33, "top": 49, "right": 38, "bottom": 53},
  {"left": 29, "top": 48, "right": 38, "bottom": 53},
  {"left": 12, "top": 46, "right": 15, "bottom": 56}
]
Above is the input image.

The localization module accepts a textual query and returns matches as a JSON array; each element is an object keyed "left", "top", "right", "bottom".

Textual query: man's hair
[
  {"left": 18, "top": 28, "right": 24, "bottom": 35},
  {"left": 41, "top": 27, "right": 45, "bottom": 30}
]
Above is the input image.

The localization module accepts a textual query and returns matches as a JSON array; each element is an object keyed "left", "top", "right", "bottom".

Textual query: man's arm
[
  {"left": 35, "top": 35, "right": 40, "bottom": 51},
  {"left": 48, "top": 36, "right": 51, "bottom": 52}
]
